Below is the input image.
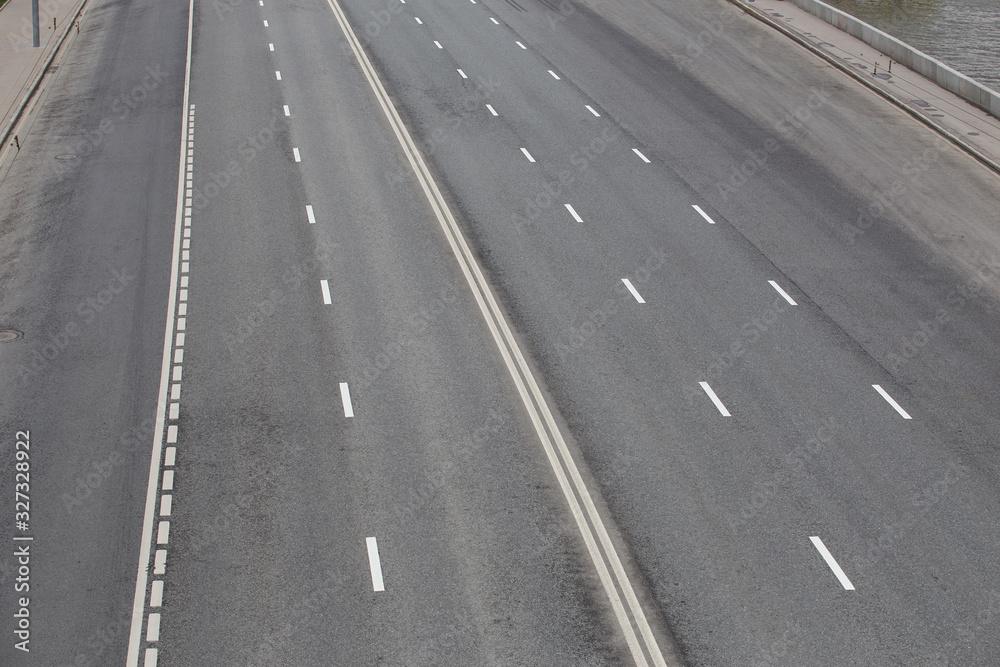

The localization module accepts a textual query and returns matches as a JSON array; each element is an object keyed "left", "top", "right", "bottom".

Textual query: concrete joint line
[
  {"left": 726, "top": 0, "right": 1000, "bottom": 178},
  {"left": 324, "top": 0, "right": 674, "bottom": 664}
]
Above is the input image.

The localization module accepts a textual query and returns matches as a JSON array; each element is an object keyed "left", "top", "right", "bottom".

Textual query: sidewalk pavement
[
  {"left": 734, "top": 0, "right": 1000, "bottom": 174},
  {"left": 1, "top": 0, "right": 85, "bottom": 143}
]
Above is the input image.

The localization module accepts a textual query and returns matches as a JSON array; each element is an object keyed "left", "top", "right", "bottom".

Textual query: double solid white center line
[{"left": 810, "top": 536, "right": 855, "bottom": 590}]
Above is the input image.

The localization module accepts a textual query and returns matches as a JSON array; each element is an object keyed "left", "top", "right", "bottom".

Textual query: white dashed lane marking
[
  {"left": 769, "top": 280, "right": 797, "bottom": 305},
  {"left": 810, "top": 536, "right": 856, "bottom": 590},
  {"left": 699, "top": 382, "right": 730, "bottom": 416},
  {"left": 873, "top": 384, "right": 912, "bottom": 419},
  {"left": 548, "top": 69, "right": 561, "bottom": 80},
  {"left": 366, "top": 536, "right": 385, "bottom": 591},
  {"left": 486, "top": 104, "right": 497, "bottom": 116},
  {"left": 632, "top": 148, "right": 651, "bottom": 163},
  {"left": 565, "top": 203, "right": 583, "bottom": 223},
  {"left": 457, "top": 68, "right": 468, "bottom": 79},
  {"left": 520, "top": 147, "right": 535, "bottom": 162},
  {"left": 340, "top": 382, "right": 355, "bottom": 418},
  {"left": 320, "top": 279, "right": 332, "bottom": 305},
  {"left": 692, "top": 204, "right": 716, "bottom": 225},
  {"left": 306, "top": 205, "right": 316, "bottom": 224},
  {"left": 586, "top": 104, "right": 600, "bottom": 117},
  {"left": 621, "top": 278, "right": 645, "bottom": 304}
]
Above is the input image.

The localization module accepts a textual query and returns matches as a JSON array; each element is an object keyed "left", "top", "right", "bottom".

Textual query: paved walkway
[
  {"left": 0, "top": 0, "right": 83, "bottom": 138},
  {"left": 737, "top": 0, "right": 1000, "bottom": 172}
]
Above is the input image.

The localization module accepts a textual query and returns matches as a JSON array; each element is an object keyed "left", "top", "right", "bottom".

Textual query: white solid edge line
[
  {"left": 306, "top": 205, "right": 316, "bottom": 224},
  {"left": 320, "top": 279, "right": 332, "bottom": 305},
  {"left": 699, "top": 382, "right": 731, "bottom": 417},
  {"left": 366, "top": 536, "right": 385, "bottom": 591},
  {"left": 126, "top": 0, "right": 194, "bottom": 662},
  {"left": 872, "top": 384, "right": 912, "bottom": 419},
  {"left": 691, "top": 204, "right": 716, "bottom": 225},
  {"left": 340, "top": 382, "right": 354, "bottom": 418},
  {"left": 809, "top": 536, "right": 856, "bottom": 590},
  {"left": 586, "top": 104, "right": 600, "bottom": 117},
  {"left": 632, "top": 148, "right": 651, "bottom": 163},
  {"left": 768, "top": 280, "right": 797, "bottom": 305},
  {"left": 520, "top": 147, "right": 535, "bottom": 162},
  {"left": 622, "top": 278, "right": 645, "bottom": 304},
  {"left": 323, "top": 2, "right": 669, "bottom": 663},
  {"left": 565, "top": 203, "right": 583, "bottom": 223}
]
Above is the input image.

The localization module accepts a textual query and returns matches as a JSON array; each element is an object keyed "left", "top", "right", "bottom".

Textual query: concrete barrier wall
[{"left": 788, "top": 0, "right": 1000, "bottom": 119}]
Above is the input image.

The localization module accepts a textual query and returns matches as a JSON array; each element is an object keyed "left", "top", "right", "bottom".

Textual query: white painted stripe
[
  {"left": 162, "top": 470, "right": 174, "bottom": 491},
  {"left": 548, "top": 69, "right": 561, "bottom": 80},
  {"left": 175, "top": 332, "right": 185, "bottom": 347},
  {"left": 169, "top": 403, "right": 179, "bottom": 420},
  {"left": 326, "top": 4, "right": 667, "bottom": 662},
  {"left": 283, "top": 104, "right": 290, "bottom": 116},
  {"left": 178, "top": 288, "right": 188, "bottom": 301},
  {"left": 490, "top": 17, "right": 499, "bottom": 24},
  {"left": 520, "top": 147, "right": 535, "bottom": 162},
  {"left": 434, "top": 40, "right": 442, "bottom": 48},
  {"left": 166, "top": 425, "right": 177, "bottom": 444},
  {"left": 150, "top": 581, "right": 164, "bottom": 607},
  {"left": 632, "top": 148, "right": 651, "bottom": 163},
  {"left": 366, "top": 536, "right": 385, "bottom": 591},
  {"left": 172, "top": 366, "right": 182, "bottom": 382},
  {"left": 164, "top": 447, "right": 176, "bottom": 467},
  {"left": 276, "top": 70, "right": 282, "bottom": 80},
  {"left": 144, "top": 648, "right": 157, "bottom": 667},
  {"left": 170, "top": 383, "right": 180, "bottom": 400},
  {"left": 565, "top": 203, "right": 583, "bottom": 223},
  {"left": 486, "top": 104, "right": 498, "bottom": 116},
  {"left": 872, "top": 384, "right": 912, "bottom": 419},
  {"left": 515, "top": 41, "right": 526, "bottom": 49},
  {"left": 320, "top": 279, "right": 332, "bottom": 304},
  {"left": 810, "top": 536, "right": 855, "bottom": 590},
  {"left": 699, "top": 382, "right": 731, "bottom": 416},
  {"left": 173, "top": 348, "right": 183, "bottom": 363},
  {"left": 621, "top": 278, "right": 645, "bottom": 304},
  {"left": 585, "top": 104, "right": 600, "bottom": 117},
  {"left": 768, "top": 280, "right": 797, "bottom": 305},
  {"left": 340, "top": 382, "right": 354, "bottom": 418},
  {"left": 156, "top": 521, "right": 169, "bottom": 545},
  {"left": 269, "top": 43, "right": 274, "bottom": 51},
  {"left": 146, "top": 613, "right": 160, "bottom": 642},
  {"left": 153, "top": 550, "right": 166, "bottom": 575},
  {"left": 293, "top": 147, "right": 301, "bottom": 162},
  {"left": 457, "top": 68, "right": 468, "bottom": 79},
  {"left": 159, "top": 495, "right": 172, "bottom": 516},
  {"left": 263, "top": 19, "right": 268, "bottom": 26},
  {"left": 414, "top": 16, "right": 422, "bottom": 24},
  {"left": 180, "top": 277, "right": 188, "bottom": 288},
  {"left": 306, "top": 205, "right": 316, "bottom": 224},
  {"left": 692, "top": 204, "right": 716, "bottom": 225}
]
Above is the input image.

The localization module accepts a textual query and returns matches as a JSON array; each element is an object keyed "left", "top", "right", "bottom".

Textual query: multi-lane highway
[{"left": 2, "top": 0, "right": 1000, "bottom": 664}]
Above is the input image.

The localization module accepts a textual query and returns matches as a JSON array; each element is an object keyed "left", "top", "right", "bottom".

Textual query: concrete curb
[
  {"left": 788, "top": 0, "right": 999, "bottom": 119},
  {"left": 724, "top": 0, "right": 1000, "bottom": 179},
  {"left": 1, "top": 0, "right": 89, "bottom": 156}
]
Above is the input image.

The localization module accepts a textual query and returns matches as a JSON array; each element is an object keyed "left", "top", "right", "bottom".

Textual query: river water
[{"left": 822, "top": 0, "right": 1000, "bottom": 92}]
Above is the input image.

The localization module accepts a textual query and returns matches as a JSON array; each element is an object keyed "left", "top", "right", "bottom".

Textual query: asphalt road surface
[{"left": 1, "top": 0, "right": 1000, "bottom": 665}]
